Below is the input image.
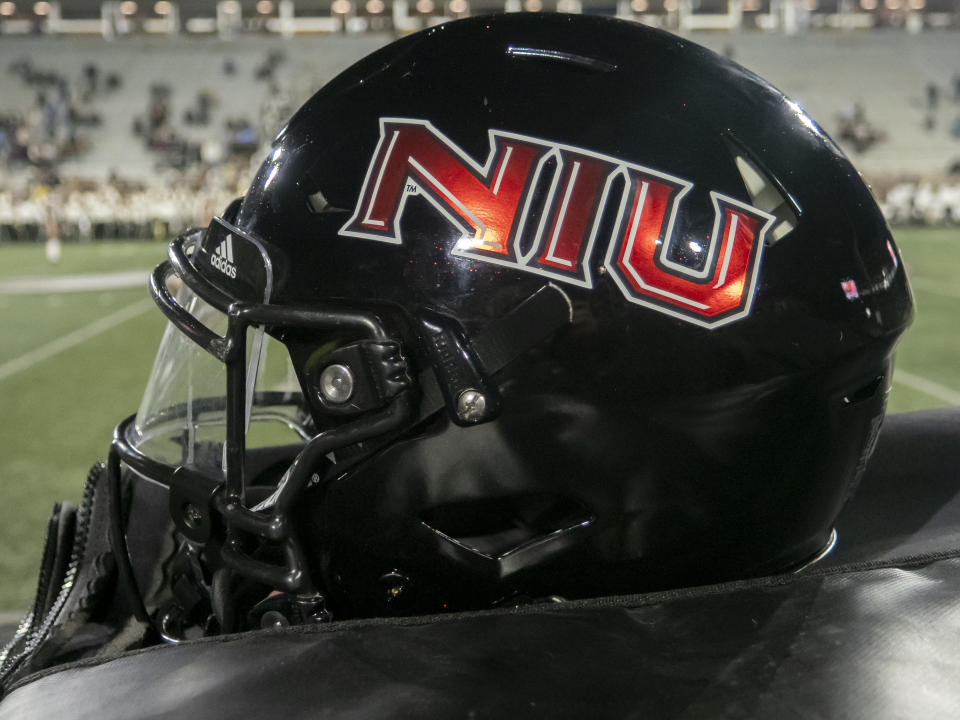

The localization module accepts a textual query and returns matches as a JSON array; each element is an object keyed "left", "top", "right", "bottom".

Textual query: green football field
[{"left": 0, "top": 229, "right": 957, "bottom": 611}]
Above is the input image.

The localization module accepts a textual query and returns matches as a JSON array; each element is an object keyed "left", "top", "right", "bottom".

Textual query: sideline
[
  {"left": 898, "top": 232, "right": 960, "bottom": 243},
  {"left": 894, "top": 369, "right": 960, "bottom": 406},
  {"left": 0, "top": 299, "right": 154, "bottom": 383},
  {"left": 0, "top": 271, "right": 150, "bottom": 295}
]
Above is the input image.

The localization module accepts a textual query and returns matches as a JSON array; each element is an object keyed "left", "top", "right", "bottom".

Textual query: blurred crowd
[
  {"left": 836, "top": 75, "right": 960, "bottom": 160},
  {"left": 881, "top": 179, "right": 960, "bottom": 226},
  {"left": 836, "top": 101, "right": 887, "bottom": 155},
  {"left": 1, "top": 38, "right": 959, "bottom": 243},
  {"left": 0, "top": 59, "right": 106, "bottom": 169},
  {"left": 0, "top": 48, "right": 297, "bottom": 243},
  {"left": 0, "top": 166, "right": 245, "bottom": 243}
]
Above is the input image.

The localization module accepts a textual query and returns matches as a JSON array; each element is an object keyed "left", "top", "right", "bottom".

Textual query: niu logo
[
  {"left": 340, "top": 118, "right": 774, "bottom": 328},
  {"left": 212, "top": 235, "right": 238, "bottom": 279}
]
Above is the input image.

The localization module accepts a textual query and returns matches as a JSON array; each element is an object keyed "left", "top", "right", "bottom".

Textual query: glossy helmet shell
[{"left": 198, "top": 14, "right": 912, "bottom": 616}]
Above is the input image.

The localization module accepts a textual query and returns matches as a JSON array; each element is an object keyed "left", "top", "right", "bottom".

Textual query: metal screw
[
  {"left": 183, "top": 503, "right": 203, "bottom": 528},
  {"left": 456, "top": 389, "right": 487, "bottom": 422},
  {"left": 260, "top": 610, "right": 289, "bottom": 630},
  {"left": 379, "top": 570, "right": 412, "bottom": 606},
  {"left": 319, "top": 363, "right": 354, "bottom": 404}
]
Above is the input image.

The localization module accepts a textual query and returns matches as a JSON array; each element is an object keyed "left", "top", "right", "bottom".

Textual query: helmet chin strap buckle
[
  {"left": 169, "top": 466, "right": 223, "bottom": 545},
  {"left": 418, "top": 312, "right": 501, "bottom": 427},
  {"left": 416, "top": 283, "right": 573, "bottom": 427},
  {"left": 247, "top": 591, "right": 332, "bottom": 629},
  {"left": 305, "top": 340, "right": 411, "bottom": 417}
]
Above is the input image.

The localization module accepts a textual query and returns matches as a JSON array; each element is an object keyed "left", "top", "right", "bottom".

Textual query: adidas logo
[{"left": 210, "top": 235, "right": 238, "bottom": 279}]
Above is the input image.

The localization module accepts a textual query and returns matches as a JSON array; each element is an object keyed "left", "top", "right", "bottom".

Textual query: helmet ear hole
[
  {"left": 421, "top": 493, "right": 593, "bottom": 560},
  {"left": 842, "top": 375, "right": 885, "bottom": 407}
]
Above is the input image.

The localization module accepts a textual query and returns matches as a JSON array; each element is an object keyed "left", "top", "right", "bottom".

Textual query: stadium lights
[
  {"left": 256, "top": 0, "right": 274, "bottom": 13},
  {"left": 415, "top": 0, "right": 434, "bottom": 11},
  {"left": 32, "top": 0, "right": 49, "bottom": 14},
  {"left": 860, "top": 0, "right": 877, "bottom": 8},
  {"left": 221, "top": 0, "right": 240, "bottom": 12},
  {"left": 119, "top": 1, "right": 138, "bottom": 15},
  {"left": 154, "top": 0, "right": 171, "bottom": 14},
  {"left": 448, "top": 0, "right": 467, "bottom": 13},
  {"left": 524, "top": 0, "right": 542, "bottom": 10},
  {"left": 630, "top": 0, "right": 647, "bottom": 12},
  {"left": 331, "top": 0, "right": 351, "bottom": 12},
  {"left": 366, "top": 0, "right": 384, "bottom": 12},
  {"left": 908, "top": 0, "right": 924, "bottom": 8},
  {"left": 0, "top": 1, "right": 15, "bottom": 16},
  {"left": 663, "top": 0, "right": 678, "bottom": 10}
]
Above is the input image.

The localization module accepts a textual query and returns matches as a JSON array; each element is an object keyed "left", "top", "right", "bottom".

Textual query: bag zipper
[{"left": 0, "top": 463, "right": 101, "bottom": 689}]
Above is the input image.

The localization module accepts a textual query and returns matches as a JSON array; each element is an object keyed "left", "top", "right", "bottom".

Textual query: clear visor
[{"left": 128, "top": 277, "right": 309, "bottom": 476}]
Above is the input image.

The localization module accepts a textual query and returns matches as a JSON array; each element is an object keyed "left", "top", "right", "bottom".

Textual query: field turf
[{"left": 0, "top": 229, "right": 957, "bottom": 611}]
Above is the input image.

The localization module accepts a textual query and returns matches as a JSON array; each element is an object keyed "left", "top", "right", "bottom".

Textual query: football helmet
[{"left": 112, "top": 13, "right": 912, "bottom": 629}]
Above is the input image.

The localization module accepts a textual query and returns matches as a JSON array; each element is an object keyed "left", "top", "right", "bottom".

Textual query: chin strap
[
  {"left": 418, "top": 283, "right": 574, "bottom": 426},
  {"left": 107, "top": 446, "right": 152, "bottom": 626}
]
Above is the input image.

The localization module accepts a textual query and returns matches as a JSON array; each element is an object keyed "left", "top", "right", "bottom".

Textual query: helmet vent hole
[
  {"left": 505, "top": 46, "right": 618, "bottom": 73},
  {"left": 842, "top": 375, "right": 884, "bottom": 406},
  {"left": 421, "top": 493, "right": 593, "bottom": 559},
  {"left": 734, "top": 155, "right": 799, "bottom": 243}
]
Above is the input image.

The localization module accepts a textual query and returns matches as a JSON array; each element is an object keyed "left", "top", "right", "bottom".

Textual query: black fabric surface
[
  {"left": 827, "top": 407, "right": 960, "bottom": 566},
  {"left": 1, "top": 407, "right": 957, "bottom": 719}
]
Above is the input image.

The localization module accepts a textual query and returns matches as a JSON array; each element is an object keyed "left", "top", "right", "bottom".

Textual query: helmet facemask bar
[{"left": 115, "top": 221, "right": 414, "bottom": 607}]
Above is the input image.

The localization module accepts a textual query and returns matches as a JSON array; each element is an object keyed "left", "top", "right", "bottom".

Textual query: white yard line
[
  {"left": 0, "top": 299, "right": 153, "bottom": 383},
  {"left": 899, "top": 233, "right": 960, "bottom": 242},
  {"left": 908, "top": 276, "right": 960, "bottom": 300},
  {"left": 894, "top": 369, "right": 960, "bottom": 406},
  {"left": 0, "top": 271, "right": 150, "bottom": 295}
]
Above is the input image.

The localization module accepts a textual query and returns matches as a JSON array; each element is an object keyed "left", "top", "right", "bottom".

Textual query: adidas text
[{"left": 210, "top": 252, "right": 238, "bottom": 278}]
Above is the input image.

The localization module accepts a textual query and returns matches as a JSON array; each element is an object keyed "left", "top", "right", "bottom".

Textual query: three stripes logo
[{"left": 210, "top": 234, "right": 238, "bottom": 279}]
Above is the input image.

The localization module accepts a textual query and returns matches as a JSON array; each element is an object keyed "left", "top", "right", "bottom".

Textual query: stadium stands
[
  {"left": 693, "top": 30, "right": 960, "bottom": 181},
  {"left": 0, "top": 33, "right": 384, "bottom": 240},
  {"left": 1, "top": 6, "right": 959, "bottom": 239}
]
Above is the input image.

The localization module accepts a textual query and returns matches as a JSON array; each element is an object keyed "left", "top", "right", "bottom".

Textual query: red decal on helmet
[
  {"left": 604, "top": 174, "right": 773, "bottom": 325},
  {"left": 340, "top": 119, "right": 551, "bottom": 258},
  {"left": 340, "top": 118, "right": 774, "bottom": 328},
  {"left": 528, "top": 149, "right": 619, "bottom": 287}
]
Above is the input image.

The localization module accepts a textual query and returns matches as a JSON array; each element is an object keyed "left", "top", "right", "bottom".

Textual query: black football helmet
[{"left": 112, "top": 13, "right": 912, "bottom": 628}]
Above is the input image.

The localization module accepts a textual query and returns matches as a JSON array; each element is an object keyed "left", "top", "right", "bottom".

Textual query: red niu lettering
[
  {"left": 340, "top": 118, "right": 773, "bottom": 328},
  {"left": 605, "top": 173, "right": 771, "bottom": 322},
  {"left": 341, "top": 119, "right": 550, "bottom": 259}
]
